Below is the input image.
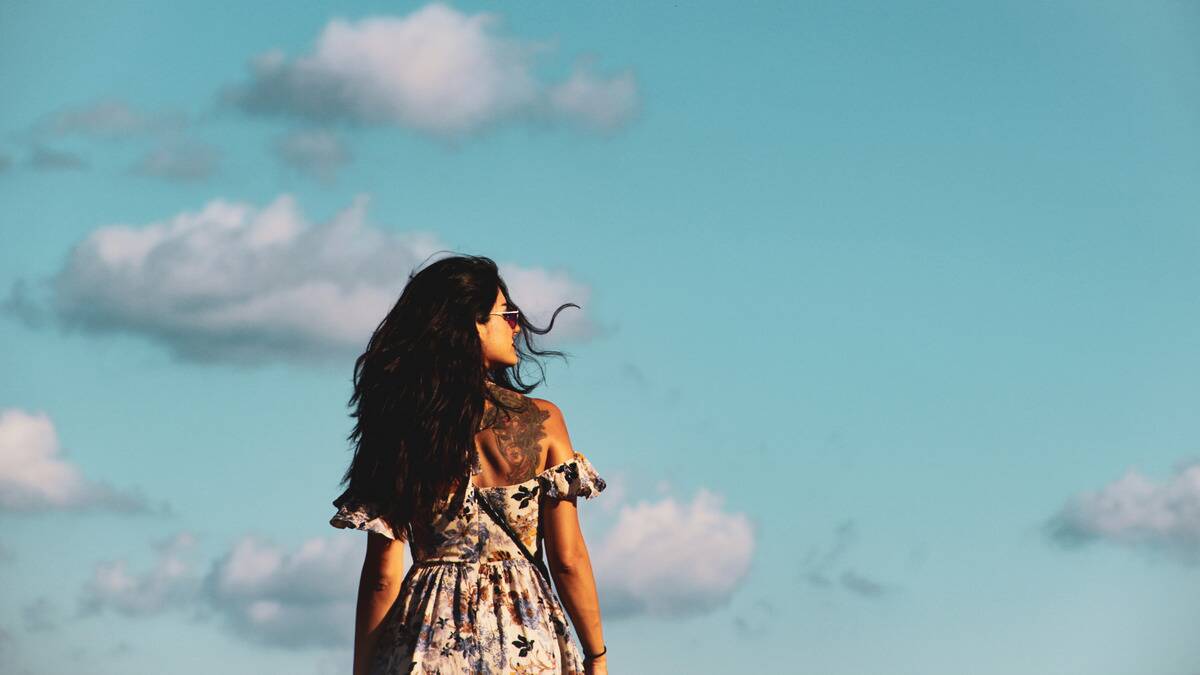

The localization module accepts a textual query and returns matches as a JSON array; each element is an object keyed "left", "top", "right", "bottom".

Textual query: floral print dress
[{"left": 331, "top": 452, "right": 606, "bottom": 674}]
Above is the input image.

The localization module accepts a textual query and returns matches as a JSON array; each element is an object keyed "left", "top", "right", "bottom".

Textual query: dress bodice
[{"left": 331, "top": 452, "right": 606, "bottom": 563}]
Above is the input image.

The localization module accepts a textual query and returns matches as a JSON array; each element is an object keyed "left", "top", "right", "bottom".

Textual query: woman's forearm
[
  {"left": 353, "top": 565, "right": 403, "bottom": 675},
  {"left": 549, "top": 547, "right": 605, "bottom": 657}
]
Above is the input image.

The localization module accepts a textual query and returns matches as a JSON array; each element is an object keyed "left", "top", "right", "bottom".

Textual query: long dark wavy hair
[{"left": 338, "top": 254, "right": 578, "bottom": 543}]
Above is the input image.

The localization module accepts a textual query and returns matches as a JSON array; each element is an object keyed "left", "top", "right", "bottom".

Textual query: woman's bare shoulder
[
  {"left": 528, "top": 397, "right": 562, "bottom": 418},
  {"left": 528, "top": 398, "right": 574, "bottom": 465}
]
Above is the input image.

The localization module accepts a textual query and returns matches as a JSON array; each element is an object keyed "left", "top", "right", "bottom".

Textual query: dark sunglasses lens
[{"left": 506, "top": 312, "right": 520, "bottom": 329}]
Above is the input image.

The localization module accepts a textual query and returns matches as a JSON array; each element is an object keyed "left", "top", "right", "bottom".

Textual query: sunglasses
[{"left": 488, "top": 310, "right": 521, "bottom": 329}]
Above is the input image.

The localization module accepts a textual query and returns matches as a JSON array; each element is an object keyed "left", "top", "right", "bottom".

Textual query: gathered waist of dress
[{"left": 409, "top": 557, "right": 540, "bottom": 569}]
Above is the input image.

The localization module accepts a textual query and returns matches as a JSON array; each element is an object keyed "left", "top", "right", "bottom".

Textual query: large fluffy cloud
[
  {"left": 31, "top": 194, "right": 596, "bottom": 365},
  {"left": 222, "top": 3, "right": 638, "bottom": 137},
  {"left": 1048, "top": 460, "right": 1200, "bottom": 564},
  {"left": 0, "top": 408, "right": 156, "bottom": 513},
  {"left": 594, "top": 489, "right": 756, "bottom": 618}
]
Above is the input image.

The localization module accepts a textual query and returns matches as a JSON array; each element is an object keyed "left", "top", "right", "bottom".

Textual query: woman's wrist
[{"left": 582, "top": 644, "right": 607, "bottom": 661}]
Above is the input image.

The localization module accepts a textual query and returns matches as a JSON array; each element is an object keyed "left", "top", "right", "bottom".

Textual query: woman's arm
[
  {"left": 354, "top": 531, "right": 406, "bottom": 675},
  {"left": 537, "top": 401, "right": 607, "bottom": 672}
]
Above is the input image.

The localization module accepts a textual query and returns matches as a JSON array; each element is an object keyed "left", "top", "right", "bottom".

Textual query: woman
[{"left": 330, "top": 255, "right": 609, "bottom": 675}]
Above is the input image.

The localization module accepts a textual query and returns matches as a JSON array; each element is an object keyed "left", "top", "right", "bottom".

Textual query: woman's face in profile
[{"left": 478, "top": 288, "right": 520, "bottom": 368}]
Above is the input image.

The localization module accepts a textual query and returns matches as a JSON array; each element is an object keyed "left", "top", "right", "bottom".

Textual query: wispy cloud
[
  {"left": 20, "top": 597, "right": 60, "bottom": 633},
  {"left": 271, "top": 128, "right": 350, "bottom": 183},
  {"left": 594, "top": 489, "right": 756, "bottom": 618},
  {"left": 839, "top": 569, "right": 887, "bottom": 598},
  {"left": 27, "top": 145, "right": 87, "bottom": 171},
  {"left": 0, "top": 280, "right": 48, "bottom": 330},
  {"left": 548, "top": 64, "right": 639, "bottom": 133},
  {"left": 799, "top": 520, "right": 892, "bottom": 598},
  {"left": 20, "top": 98, "right": 216, "bottom": 181},
  {"left": 130, "top": 141, "right": 219, "bottom": 182},
  {"left": 731, "top": 597, "right": 776, "bottom": 638},
  {"left": 221, "top": 3, "right": 638, "bottom": 138},
  {"left": 0, "top": 408, "right": 163, "bottom": 514},
  {"left": 31, "top": 99, "right": 187, "bottom": 140},
  {"left": 1047, "top": 459, "right": 1200, "bottom": 564},
  {"left": 15, "top": 194, "right": 596, "bottom": 365},
  {"left": 80, "top": 532, "right": 200, "bottom": 618}
]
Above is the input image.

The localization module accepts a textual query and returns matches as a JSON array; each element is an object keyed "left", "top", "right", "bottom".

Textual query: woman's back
[
  {"left": 332, "top": 381, "right": 606, "bottom": 673},
  {"left": 472, "top": 381, "right": 555, "bottom": 489}
]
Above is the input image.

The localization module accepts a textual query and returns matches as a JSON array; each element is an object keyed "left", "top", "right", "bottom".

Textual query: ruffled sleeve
[
  {"left": 329, "top": 488, "right": 397, "bottom": 540},
  {"left": 537, "top": 452, "right": 607, "bottom": 501}
]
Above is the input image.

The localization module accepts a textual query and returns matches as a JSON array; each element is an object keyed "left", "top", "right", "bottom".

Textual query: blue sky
[{"left": 2, "top": 1, "right": 1199, "bottom": 673}]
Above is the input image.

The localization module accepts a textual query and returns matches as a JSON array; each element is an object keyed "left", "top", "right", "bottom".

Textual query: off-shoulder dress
[{"left": 331, "top": 451, "right": 606, "bottom": 674}]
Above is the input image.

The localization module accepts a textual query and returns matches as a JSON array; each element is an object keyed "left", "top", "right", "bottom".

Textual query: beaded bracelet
[{"left": 583, "top": 645, "right": 607, "bottom": 661}]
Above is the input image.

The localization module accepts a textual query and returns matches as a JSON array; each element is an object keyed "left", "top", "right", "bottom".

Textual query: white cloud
[
  {"left": 40, "top": 194, "right": 596, "bottom": 365},
  {"left": 272, "top": 129, "right": 351, "bottom": 183},
  {"left": 594, "top": 489, "right": 755, "bottom": 618},
  {"left": 223, "top": 3, "right": 637, "bottom": 137},
  {"left": 0, "top": 408, "right": 155, "bottom": 513},
  {"left": 131, "top": 142, "right": 219, "bottom": 182},
  {"left": 1048, "top": 460, "right": 1200, "bottom": 564},
  {"left": 202, "top": 534, "right": 363, "bottom": 648},
  {"left": 80, "top": 532, "right": 200, "bottom": 617}
]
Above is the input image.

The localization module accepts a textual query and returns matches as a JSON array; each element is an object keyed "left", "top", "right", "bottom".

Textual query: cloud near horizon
[
  {"left": 202, "top": 534, "right": 362, "bottom": 648},
  {"left": 1047, "top": 459, "right": 1200, "bottom": 564},
  {"left": 75, "top": 485, "right": 755, "bottom": 648},
  {"left": 78, "top": 531, "right": 360, "bottom": 648},
  {"left": 222, "top": 3, "right": 638, "bottom": 137},
  {"left": 12, "top": 194, "right": 597, "bottom": 365},
  {"left": 81, "top": 532, "right": 200, "bottom": 617},
  {"left": 594, "top": 489, "right": 756, "bottom": 618},
  {"left": 0, "top": 408, "right": 160, "bottom": 514}
]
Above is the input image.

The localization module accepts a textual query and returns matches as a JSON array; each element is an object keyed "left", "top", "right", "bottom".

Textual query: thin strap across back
[{"left": 475, "top": 488, "right": 553, "bottom": 586}]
